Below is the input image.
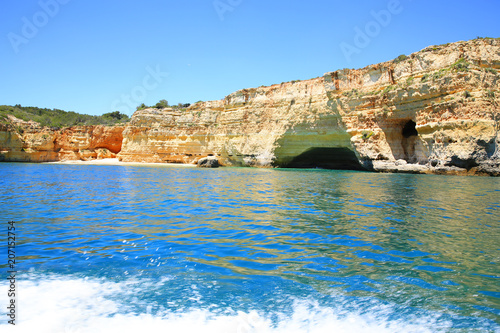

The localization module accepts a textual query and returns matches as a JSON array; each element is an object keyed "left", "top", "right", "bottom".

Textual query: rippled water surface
[{"left": 1, "top": 163, "right": 499, "bottom": 332}]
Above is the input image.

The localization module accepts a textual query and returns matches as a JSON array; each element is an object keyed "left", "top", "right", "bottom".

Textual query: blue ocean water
[{"left": 0, "top": 163, "right": 499, "bottom": 332}]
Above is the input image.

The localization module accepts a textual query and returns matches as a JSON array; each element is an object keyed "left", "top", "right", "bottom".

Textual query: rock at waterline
[{"left": 197, "top": 156, "right": 220, "bottom": 168}]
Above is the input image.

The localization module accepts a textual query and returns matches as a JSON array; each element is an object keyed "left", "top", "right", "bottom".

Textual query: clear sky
[{"left": 1, "top": 0, "right": 499, "bottom": 116}]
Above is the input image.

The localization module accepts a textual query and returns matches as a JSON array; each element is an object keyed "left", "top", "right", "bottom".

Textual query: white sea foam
[{"left": 0, "top": 275, "right": 450, "bottom": 333}]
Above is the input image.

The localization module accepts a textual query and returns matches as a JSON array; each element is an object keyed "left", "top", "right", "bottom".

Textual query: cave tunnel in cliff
[
  {"left": 284, "top": 148, "right": 366, "bottom": 170},
  {"left": 402, "top": 120, "right": 418, "bottom": 138},
  {"left": 401, "top": 120, "right": 418, "bottom": 163}
]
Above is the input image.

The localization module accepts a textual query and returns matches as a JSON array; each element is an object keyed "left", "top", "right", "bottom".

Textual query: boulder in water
[{"left": 197, "top": 156, "right": 220, "bottom": 168}]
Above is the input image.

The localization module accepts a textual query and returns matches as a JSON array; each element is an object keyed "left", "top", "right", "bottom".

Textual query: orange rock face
[
  {"left": 89, "top": 126, "right": 123, "bottom": 154},
  {"left": 0, "top": 122, "right": 125, "bottom": 162}
]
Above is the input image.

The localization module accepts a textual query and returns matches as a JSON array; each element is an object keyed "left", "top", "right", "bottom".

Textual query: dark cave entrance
[
  {"left": 283, "top": 147, "right": 366, "bottom": 170},
  {"left": 401, "top": 120, "right": 418, "bottom": 163},
  {"left": 402, "top": 120, "right": 418, "bottom": 138}
]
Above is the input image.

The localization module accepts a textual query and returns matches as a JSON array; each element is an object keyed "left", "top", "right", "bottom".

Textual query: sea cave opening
[
  {"left": 283, "top": 147, "right": 366, "bottom": 170},
  {"left": 402, "top": 120, "right": 418, "bottom": 138},
  {"left": 401, "top": 120, "right": 418, "bottom": 163}
]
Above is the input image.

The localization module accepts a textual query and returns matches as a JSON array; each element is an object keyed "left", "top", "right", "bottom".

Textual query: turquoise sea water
[{"left": 0, "top": 163, "right": 499, "bottom": 332}]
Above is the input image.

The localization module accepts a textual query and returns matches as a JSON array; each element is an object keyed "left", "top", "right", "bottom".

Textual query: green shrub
[
  {"left": 394, "top": 54, "right": 408, "bottom": 63},
  {"left": 168, "top": 103, "right": 191, "bottom": 111},
  {"left": 136, "top": 103, "right": 147, "bottom": 111},
  {"left": 382, "top": 85, "right": 396, "bottom": 95},
  {"left": 431, "top": 68, "right": 449, "bottom": 81},
  {"left": 154, "top": 99, "right": 169, "bottom": 109},
  {"left": 451, "top": 58, "right": 470, "bottom": 72},
  {"left": 475, "top": 36, "right": 499, "bottom": 40},
  {"left": 102, "top": 111, "right": 129, "bottom": 121},
  {"left": 361, "top": 130, "right": 373, "bottom": 140},
  {"left": 464, "top": 90, "right": 472, "bottom": 98},
  {"left": 343, "top": 89, "right": 359, "bottom": 98}
]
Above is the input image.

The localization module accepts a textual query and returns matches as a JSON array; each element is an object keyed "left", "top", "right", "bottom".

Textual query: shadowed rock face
[
  {"left": 280, "top": 148, "right": 365, "bottom": 170},
  {"left": 401, "top": 120, "right": 418, "bottom": 163},
  {"left": 402, "top": 120, "right": 418, "bottom": 138}
]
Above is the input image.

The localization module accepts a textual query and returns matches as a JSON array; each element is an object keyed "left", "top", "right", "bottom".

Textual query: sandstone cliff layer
[
  {"left": 1, "top": 39, "right": 499, "bottom": 176},
  {"left": 119, "top": 39, "right": 500, "bottom": 175},
  {"left": 0, "top": 117, "right": 124, "bottom": 162}
]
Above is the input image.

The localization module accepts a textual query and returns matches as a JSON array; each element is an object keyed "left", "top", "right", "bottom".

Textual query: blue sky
[{"left": 1, "top": 0, "right": 499, "bottom": 116}]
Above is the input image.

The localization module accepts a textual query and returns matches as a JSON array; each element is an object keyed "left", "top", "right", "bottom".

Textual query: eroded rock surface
[
  {"left": 197, "top": 156, "right": 220, "bottom": 168},
  {"left": 118, "top": 39, "right": 500, "bottom": 175},
  {"left": 0, "top": 118, "right": 124, "bottom": 162}
]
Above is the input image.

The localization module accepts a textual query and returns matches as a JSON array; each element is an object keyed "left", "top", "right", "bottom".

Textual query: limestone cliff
[
  {"left": 0, "top": 116, "right": 124, "bottom": 162},
  {"left": 1, "top": 39, "right": 499, "bottom": 176},
  {"left": 119, "top": 39, "right": 500, "bottom": 176}
]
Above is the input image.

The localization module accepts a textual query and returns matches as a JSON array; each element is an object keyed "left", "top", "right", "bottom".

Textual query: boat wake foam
[{"left": 0, "top": 273, "right": 457, "bottom": 333}]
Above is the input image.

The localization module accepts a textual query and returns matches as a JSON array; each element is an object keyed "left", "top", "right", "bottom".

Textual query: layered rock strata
[
  {"left": 119, "top": 39, "right": 500, "bottom": 175},
  {"left": 0, "top": 117, "right": 124, "bottom": 162}
]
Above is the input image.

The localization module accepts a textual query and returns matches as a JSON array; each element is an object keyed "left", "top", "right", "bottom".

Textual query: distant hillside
[{"left": 0, "top": 105, "right": 129, "bottom": 128}]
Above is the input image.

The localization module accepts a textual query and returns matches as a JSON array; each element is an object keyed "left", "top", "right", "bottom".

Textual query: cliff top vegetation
[
  {"left": 0, "top": 105, "right": 129, "bottom": 128},
  {"left": 136, "top": 100, "right": 191, "bottom": 112}
]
